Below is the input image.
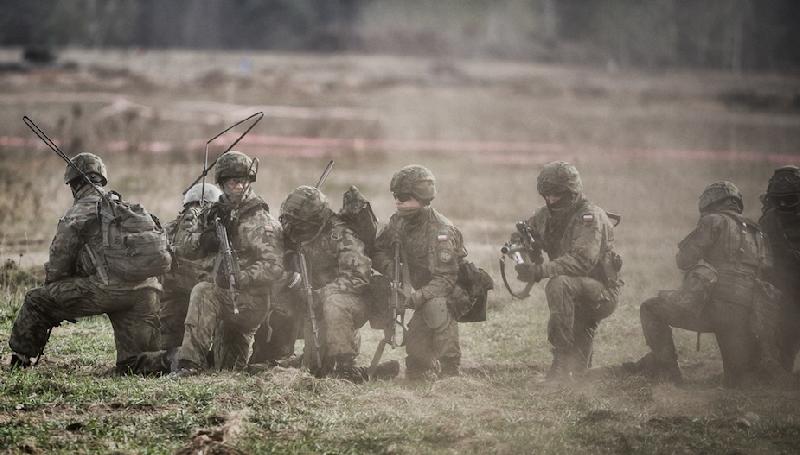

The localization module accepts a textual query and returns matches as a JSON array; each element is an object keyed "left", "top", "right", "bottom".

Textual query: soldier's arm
[
  {"left": 540, "top": 209, "right": 604, "bottom": 277},
  {"left": 239, "top": 212, "right": 286, "bottom": 287},
  {"left": 372, "top": 221, "right": 396, "bottom": 276},
  {"left": 44, "top": 214, "right": 85, "bottom": 283},
  {"left": 416, "top": 226, "right": 462, "bottom": 301},
  {"left": 323, "top": 227, "right": 371, "bottom": 295},
  {"left": 676, "top": 214, "right": 719, "bottom": 271},
  {"left": 173, "top": 210, "right": 205, "bottom": 259}
]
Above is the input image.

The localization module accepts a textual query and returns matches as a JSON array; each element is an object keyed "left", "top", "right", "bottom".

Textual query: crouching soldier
[
  {"left": 373, "top": 165, "right": 468, "bottom": 379},
  {"left": 625, "top": 181, "right": 789, "bottom": 387},
  {"left": 280, "top": 185, "right": 399, "bottom": 381},
  {"left": 512, "top": 161, "right": 622, "bottom": 381},
  {"left": 172, "top": 151, "right": 288, "bottom": 375},
  {"left": 9, "top": 153, "right": 170, "bottom": 374},
  {"left": 159, "top": 182, "right": 222, "bottom": 354}
]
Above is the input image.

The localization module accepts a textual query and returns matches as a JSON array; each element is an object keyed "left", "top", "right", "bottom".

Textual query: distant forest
[{"left": 1, "top": 0, "right": 799, "bottom": 72}]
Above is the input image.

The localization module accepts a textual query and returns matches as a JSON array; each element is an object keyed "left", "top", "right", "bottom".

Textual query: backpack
[
  {"left": 339, "top": 185, "right": 378, "bottom": 258},
  {"left": 449, "top": 260, "right": 494, "bottom": 323},
  {"left": 97, "top": 191, "right": 172, "bottom": 282}
]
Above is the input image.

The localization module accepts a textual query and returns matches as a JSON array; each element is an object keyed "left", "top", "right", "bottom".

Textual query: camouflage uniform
[
  {"left": 514, "top": 162, "right": 621, "bottom": 379},
  {"left": 637, "top": 181, "right": 784, "bottom": 387},
  {"left": 159, "top": 183, "right": 220, "bottom": 351},
  {"left": 174, "top": 152, "right": 287, "bottom": 372},
  {"left": 280, "top": 186, "right": 373, "bottom": 377},
  {"left": 9, "top": 153, "right": 166, "bottom": 374},
  {"left": 373, "top": 165, "right": 467, "bottom": 378},
  {"left": 759, "top": 166, "right": 800, "bottom": 372}
]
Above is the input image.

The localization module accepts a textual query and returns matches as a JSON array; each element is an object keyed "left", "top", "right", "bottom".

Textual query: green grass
[{"left": 1, "top": 49, "right": 800, "bottom": 453}]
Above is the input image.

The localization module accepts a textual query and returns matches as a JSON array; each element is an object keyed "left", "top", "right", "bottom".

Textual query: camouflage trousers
[
  {"left": 303, "top": 292, "right": 368, "bottom": 372},
  {"left": 777, "top": 288, "right": 800, "bottom": 372},
  {"left": 159, "top": 286, "right": 192, "bottom": 351},
  {"left": 545, "top": 276, "right": 618, "bottom": 369},
  {"left": 176, "top": 282, "right": 270, "bottom": 370},
  {"left": 251, "top": 289, "right": 300, "bottom": 364},
  {"left": 406, "top": 296, "right": 460, "bottom": 375},
  {"left": 640, "top": 287, "right": 785, "bottom": 387},
  {"left": 8, "top": 277, "right": 167, "bottom": 374}
]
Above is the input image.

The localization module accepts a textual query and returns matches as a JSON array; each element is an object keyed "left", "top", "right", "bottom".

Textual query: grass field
[{"left": 1, "top": 49, "right": 799, "bottom": 454}]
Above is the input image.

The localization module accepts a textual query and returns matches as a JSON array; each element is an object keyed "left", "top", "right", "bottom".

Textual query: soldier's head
[
  {"left": 537, "top": 161, "right": 582, "bottom": 211},
  {"left": 280, "top": 185, "right": 332, "bottom": 242},
  {"left": 698, "top": 181, "right": 743, "bottom": 214},
  {"left": 215, "top": 150, "right": 256, "bottom": 202},
  {"left": 183, "top": 182, "right": 222, "bottom": 207},
  {"left": 390, "top": 165, "right": 436, "bottom": 216},
  {"left": 64, "top": 152, "right": 107, "bottom": 195},
  {"left": 766, "top": 165, "right": 800, "bottom": 213}
]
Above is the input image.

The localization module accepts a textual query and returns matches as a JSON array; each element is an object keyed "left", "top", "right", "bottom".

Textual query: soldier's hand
[
  {"left": 199, "top": 228, "right": 219, "bottom": 253},
  {"left": 287, "top": 271, "right": 302, "bottom": 289},
  {"left": 515, "top": 263, "right": 544, "bottom": 283},
  {"left": 216, "top": 267, "right": 239, "bottom": 289},
  {"left": 404, "top": 290, "right": 424, "bottom": 310}
]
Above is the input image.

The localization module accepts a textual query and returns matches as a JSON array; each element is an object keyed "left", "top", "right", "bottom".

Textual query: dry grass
[{"left": 1, "top": 49, "right": 799, "bottom": 453}]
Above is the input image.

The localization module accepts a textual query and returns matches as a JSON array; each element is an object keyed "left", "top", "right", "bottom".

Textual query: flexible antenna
[
  {"left": 183, "top": 111, "right": 264, "bottom": 194},
  {"left": 315, "top": 160, "right": 335, "bottom": 189},
  {"left": 23, "top": 116, "right": 112, "bottom": 208}
]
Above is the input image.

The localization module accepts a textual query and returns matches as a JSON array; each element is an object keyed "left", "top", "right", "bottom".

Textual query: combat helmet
[
  {"left": 280, "top": 186, "right": 332, "bottom": 241},
  {"left": 215, "top": 151, "right": 256, "bottom": 184},
  {"left": 63, "top": 152, "right": 107, "bottom": 186},
  {"left": 537, "top": 161, "right": 582, "bottom": 196},
  {"left": 390, "top": 165, "right": 436, "bottom": 203},
  {"left": 183, "top": 182, "right": 223, "bottom": 206},
  {"left": 698, "top": 181, "right": 742, "bottom": 213},
  {"left": 766, "top": 165, "right": 800, "bottom": 212}
]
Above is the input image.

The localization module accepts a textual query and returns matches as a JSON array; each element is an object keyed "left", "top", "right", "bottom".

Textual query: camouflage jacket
[
  {"left": 373, "top": 207, "right": 467, "bottom": 301},
  {"left": 526, "top": 197, "right": 617, "bottom": 284},
  {"left": 45, "top": 185, "right": 159, "bottom": 290},
  {"left": 163, "top": 204, "right": 213, "bottom": 291},
  {"left": 296, "top": 214, "right": 371, "bottom": 296},
  {"left": 759, "top": 208, "right": 800, "bottom": 293},
  {"left": 181, "top": 189, "right": 286, "bottom": 295},
  {"left": 677, "top": 210, "right": 772, "bottom": 274}
]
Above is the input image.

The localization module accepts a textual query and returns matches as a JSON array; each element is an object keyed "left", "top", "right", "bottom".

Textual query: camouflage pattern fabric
[
  {"left": 373, "top": 207, "right": 467, "bottom": 376},
  {"left": 642, "top": 208, "right": 787, "bottom": 386},
  {"left": 250, "top": 288, "right": 300, "bottom": 364},
  {"left": 175, "top": 189, "right": 287, "bottom": 370},
  {"left": 8, "top": 184, "right": 163, "bottom": 373},
  {"left": 294, "top": 215, "right": 372, "bottom": 372},
  {"left": 522, "top": 197, "right": 620, "bottom": 372},
  {"left": 760, "top": 207, "right": 800, "bottom": 371},
  {"left": 160, "top": 204, "right": 213, "bottom": 350}
]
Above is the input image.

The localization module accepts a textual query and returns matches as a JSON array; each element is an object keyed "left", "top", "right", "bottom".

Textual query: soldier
[
  {"left": 171, "top": 151, "right": 288, "bottom": 375},
  {"left": 759, "top": 166, "right": 800, "bottom": 372},
  {"left": 513, "top": 161, "right": 622, "bottom": 381},
  {"left": 279, "top": 185, "right": 398, "bottom": 381},
  {"left": 159, "top": 182, "right": 222, "bottom": 354},
  {"left": 626, "top": 181, "right": 786, "bottom": 387},
  {"left": 373, "top": 165, "right": 467, "bottom": 379},
  {"left": 8, "top": 153, "right": 167, "bottom": 373}
]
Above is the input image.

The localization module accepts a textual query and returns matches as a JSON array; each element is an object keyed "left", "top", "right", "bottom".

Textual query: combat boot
[
  {"left": 331, "top": 355, "right": 369, "bottom": 383},
  {"left": 405, "top": 356, "right": 437, "bottom": 381},
  {"left": 371, "top": 360, "right": 401, "bottom": 380},
  {"left": 9, "top": 352, "right": 32, "bottom": 370},
  {"left": 170, "top": 359, "right": 202, "bottom": 378},
  {"left": 621, "top": 352, "right": 682, "bottom": 384}
]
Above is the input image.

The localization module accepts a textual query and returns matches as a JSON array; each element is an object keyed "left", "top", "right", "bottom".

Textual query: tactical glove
[
  {"left": 515, "top": 263, "right": 544, "bottom": 283},
  {"left": 216, "top": 267, "right": 241, "bottom": 290}
]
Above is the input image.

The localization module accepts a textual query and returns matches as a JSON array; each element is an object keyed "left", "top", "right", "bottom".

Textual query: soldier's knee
[{"left": 639, "top": 296, "right": 664, "bottom": 321}]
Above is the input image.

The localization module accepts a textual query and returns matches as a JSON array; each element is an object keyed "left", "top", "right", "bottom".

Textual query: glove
[
  {"left": 199, "top": 228, "right": 219, "bottom": 253},
  {"left": 515, "top": 263, "right": 544, "bottom": 283},
  {"left": 286, "top": 271, "right": 302, "bottom": 289},
  {"left": 405, "top": 290, "right": 424, "bottom": 310}
]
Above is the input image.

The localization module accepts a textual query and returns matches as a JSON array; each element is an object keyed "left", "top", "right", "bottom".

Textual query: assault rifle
[
  {"left": 499, "top": 221, "right": 543, "bottom": 299},
  {"left": 215, "top": 216, "right": 240, "bottom": 315},
  {"left": 294, "top": 160, "right": 335, "bottom": 372},
  {"left": 297, "top": 250, "right": 322, "bottom": 370},
  {"left": 368, "top": 240, "right": 408, "bottom": 379}
]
